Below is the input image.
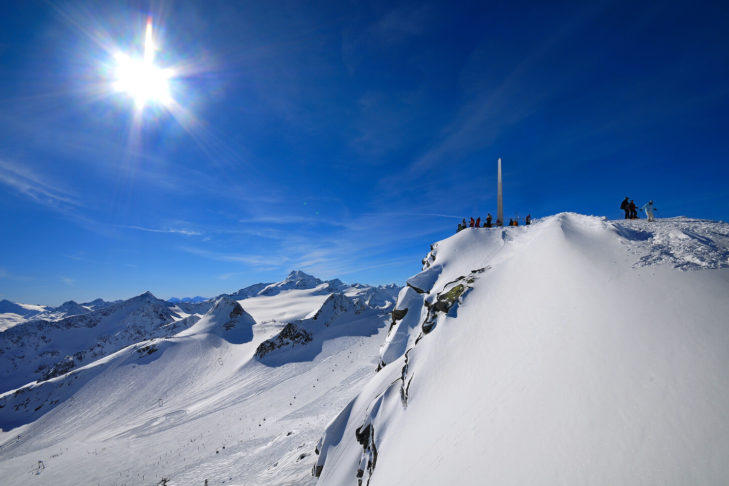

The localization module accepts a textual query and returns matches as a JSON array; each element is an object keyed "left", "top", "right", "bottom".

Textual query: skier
[
  {"left": 457, "top": 222, "right": 464, "bottom": 232},
  {"left": 485, "top": 213, "right": 493, "bottom": 228},
  {"left": 525, "top": 214, "right": 531, "bottom": 225},
  {"left": 620, "top": 197, "right": 630, "bottom": 219},
  {"left": 469, "top": 217, "right": 475, "bottom": 228},
  {"left": 641, "top": 200, "right": 658, "bottom": 222},
  {"left": 628, "top": 200, "right": 638, "bottom": 219},
  {"left": 475, "top": 217, "right": 481, "bottom": 228}
]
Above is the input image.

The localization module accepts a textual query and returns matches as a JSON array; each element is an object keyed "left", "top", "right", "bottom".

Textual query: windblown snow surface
[{"left": 314, "top": 214, "right": 729, "bottom": 486}]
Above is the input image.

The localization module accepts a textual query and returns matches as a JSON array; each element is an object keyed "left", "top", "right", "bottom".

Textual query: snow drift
[{"left": 314, "top": 214, "right": 729, "bottom": 485}]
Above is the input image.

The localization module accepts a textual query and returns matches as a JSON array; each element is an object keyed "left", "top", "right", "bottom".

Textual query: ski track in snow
[{"left": 612, "top": 217, "right": 729, "bottom": 270}]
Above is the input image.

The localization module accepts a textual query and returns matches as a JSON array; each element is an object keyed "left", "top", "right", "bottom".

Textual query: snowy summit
[{"left": 314, "top": 214, "right": 729, "bottom": 485}]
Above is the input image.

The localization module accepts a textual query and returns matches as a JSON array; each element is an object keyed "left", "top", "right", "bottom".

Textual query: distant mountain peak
[
  {"left": 286, "top": 269, "right": 315, "bottom": 280},
  {"left": 258, "top": 271, "right": 324, "bottom": 296}
]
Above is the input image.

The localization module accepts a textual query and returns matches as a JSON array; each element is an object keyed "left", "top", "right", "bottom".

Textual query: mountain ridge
[{"left": 313, "top": 214, "right": 729, "bottom": 485}]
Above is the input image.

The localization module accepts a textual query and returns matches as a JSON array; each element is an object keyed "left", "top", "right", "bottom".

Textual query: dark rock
[{"left": 255, "top": 324, "right": 313, "bottom": 359}]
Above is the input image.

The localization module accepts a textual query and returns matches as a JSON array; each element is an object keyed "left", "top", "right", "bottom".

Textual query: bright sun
[{"left": 113, "top": 18, "right": 173, "bottom": 109}]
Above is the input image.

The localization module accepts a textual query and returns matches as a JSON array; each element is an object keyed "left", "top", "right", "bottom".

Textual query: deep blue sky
[{"left": 1, "top": 0, "right": 728, "bottom": 305}]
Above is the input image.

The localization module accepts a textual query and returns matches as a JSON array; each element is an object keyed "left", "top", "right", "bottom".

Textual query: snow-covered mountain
[
  {"left": 0, "top": 271, "right": 399, "bottom": 485},
  {"left": 3, "top": 215, "right": 727, "bottom": 485},
  {"left": 226, "top": 271, "right": 399, "bottom": 310},
  {"left": 32, "top": 300, "right": 91, "bottom": 321},
  {"left": 0, "top": 299, "right": 46, "bottom": 317},
  {"left": 0, "top": 291, "right": 192, "bottom": 396},
  {"left": 0, "top": 300, "right": 48, "bottom": 332},
  {"left": 313, "top": 214, "right": 729, "bottom": 485},
  {"left": 0, "top": 298, "right": 118, "bottom": 332}
]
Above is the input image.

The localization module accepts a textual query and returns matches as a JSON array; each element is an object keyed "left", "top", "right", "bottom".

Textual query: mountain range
[{"left": 2, "top": 215, "right": 729, "bottom": 485}]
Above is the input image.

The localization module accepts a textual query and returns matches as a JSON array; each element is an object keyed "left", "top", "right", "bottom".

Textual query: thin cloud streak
[
  {"left": 0, "top": 159, "right": 82, "bottom": 209},
  {"left": 120, "top": 225, "right": 203, "bottom": 236}
]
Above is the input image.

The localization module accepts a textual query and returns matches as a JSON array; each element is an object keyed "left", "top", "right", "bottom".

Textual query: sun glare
[{"left": 113, "top": 18, "right": 173, "bottom": 109}]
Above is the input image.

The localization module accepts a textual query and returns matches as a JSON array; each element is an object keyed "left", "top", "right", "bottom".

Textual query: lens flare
[{"left": 113, "top": 18, "right": 173, "bottom": 109}]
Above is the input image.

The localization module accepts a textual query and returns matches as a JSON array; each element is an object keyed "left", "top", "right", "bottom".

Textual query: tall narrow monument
[{"left": 497, "top": 157, "right": 503, "bottom": 226}]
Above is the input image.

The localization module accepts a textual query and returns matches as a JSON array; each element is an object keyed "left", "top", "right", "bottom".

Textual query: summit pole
[{"left": 497, "top": 157, "right": 503, "bottom": 226}]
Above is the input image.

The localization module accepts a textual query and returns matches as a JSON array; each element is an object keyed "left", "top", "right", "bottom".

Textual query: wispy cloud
[
  {"left": 120, "top": 225, "right": 203, "bottom": 236},
  {"left": 61, "top": 277, "right": 75, "bottom": 286},
  {"left": 0, "top": 159, "right": 82, "bottom": 209}
]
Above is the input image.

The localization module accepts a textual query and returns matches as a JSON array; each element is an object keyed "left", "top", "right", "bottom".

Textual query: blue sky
[{"left": 1, "top": 0, "right": 728, "bottom": 305}]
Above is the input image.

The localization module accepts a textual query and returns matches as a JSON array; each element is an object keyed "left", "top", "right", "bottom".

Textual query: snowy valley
[
  {"left": 0, "top": 272, "right": 398, "bottom": 485},
  {"left": 1, "top": 214, "right": 729, "bottom": 485}
]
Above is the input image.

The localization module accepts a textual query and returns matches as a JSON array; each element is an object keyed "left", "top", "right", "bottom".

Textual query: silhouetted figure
[
  {"left": 457, "top": 222, "right": 464, "bottom": 232},
  {"left": 469, "top": 217, "right": 475, "bottom": 228},
  {"left": 620, "top": 197, "right": 630, "bottom": 219},
  {"left": 629, "top": 200, "right": 637, "bottom": 219},
  {"left": 525, "top": 214, "right": 531, "bottom": 225},
  {"left": 475, "top": 217, "right": 481, "bottom": 228},
  {"left": 508, "top": 218, "right": 514, "bottom": 226},
  {"left": 485, "top": 213, "right": 492, "bottom": 228},
  {"left": 496, "top": 219, "right": 503, "bottom": 227}
]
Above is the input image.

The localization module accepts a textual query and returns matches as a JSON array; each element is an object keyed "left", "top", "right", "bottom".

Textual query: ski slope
[{"left": 315, "top": 214, "right": 729, "bottom": 485}]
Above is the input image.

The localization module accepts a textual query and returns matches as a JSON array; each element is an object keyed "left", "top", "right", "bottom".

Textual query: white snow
[
  {"left": 240, "top": 286, "right": 333, "bottom": 323},
  {"left": 315, "top": 214, "right": 729, "bottom": 485},
  {"left": 0, "top": 313, "right": 27, "bottom": 332}
]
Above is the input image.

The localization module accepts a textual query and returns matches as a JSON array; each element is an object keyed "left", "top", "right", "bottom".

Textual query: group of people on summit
[
  {"left": 457, "top": 213, "right": 531, "bottom": 232},
  {"left": 621, "top": 197, "right": 658, "bottom": 222},
  {"left": 457, "top": 197, "right": 658, "bottom": 234}
]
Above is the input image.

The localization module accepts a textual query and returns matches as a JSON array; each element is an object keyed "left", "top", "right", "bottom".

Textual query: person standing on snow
[
  {"left": 620, "top": 197, "right": 630, "bottom": 219},
  {"left": 628, "top": 200, "right": 638, "bottom": 219},
  {"left": 525, "top": 214, "right": 531, "bottom": 225},
  {"left": 485, "top": 213, "right": 493, "bottom": 228},
  {"left": 642, "top": 200, "right": 658, "bottom": 222},
  {"left": 469, "top": 217, "right": 475, "bottom": 228},
  {"left": 475, "top": 217, "right": 481, "bottom": 228}
]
